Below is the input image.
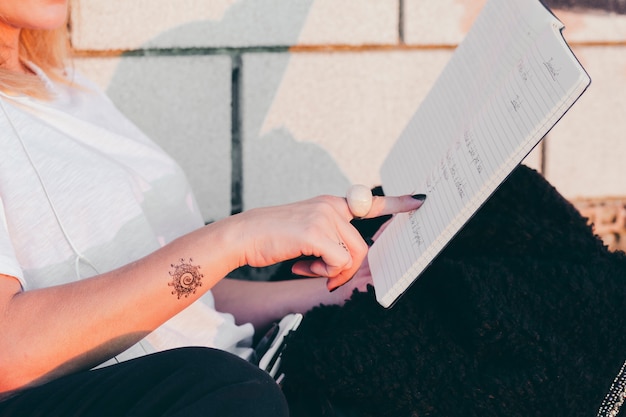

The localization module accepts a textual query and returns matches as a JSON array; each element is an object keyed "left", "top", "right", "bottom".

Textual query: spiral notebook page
[{"left": 368, "top": 0, "right": 590, "bottom": 308}]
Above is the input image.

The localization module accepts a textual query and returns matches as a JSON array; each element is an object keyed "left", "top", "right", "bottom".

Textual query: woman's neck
[{"left": 0, "top": 26, "right": 27, "bottom": 75}]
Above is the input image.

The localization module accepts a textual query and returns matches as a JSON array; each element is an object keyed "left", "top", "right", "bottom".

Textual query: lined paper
[{"left": 369, "top": 0, "right": 590, "bottom": 308}]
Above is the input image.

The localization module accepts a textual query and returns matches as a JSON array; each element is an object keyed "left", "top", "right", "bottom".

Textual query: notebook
[{"left": 368, "top": 0, "right": 591, "bottom": 308}]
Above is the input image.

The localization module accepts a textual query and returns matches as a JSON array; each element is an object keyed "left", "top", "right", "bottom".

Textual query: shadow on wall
[
  {"left": 103, "top": 0, "right": 620, "bottom": 221},
  {"left": 105, "top": 0, "right": 350, "bottom": 222}
]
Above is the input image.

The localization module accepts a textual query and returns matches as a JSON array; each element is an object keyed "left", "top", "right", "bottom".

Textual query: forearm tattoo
[{"left": 168, "top": 258, "right": 203, "bottom": 299}]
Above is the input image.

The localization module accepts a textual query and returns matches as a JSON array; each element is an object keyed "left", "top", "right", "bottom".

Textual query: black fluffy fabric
[{"left": 280, "top": 165, "right": 626, "bottom": 417}]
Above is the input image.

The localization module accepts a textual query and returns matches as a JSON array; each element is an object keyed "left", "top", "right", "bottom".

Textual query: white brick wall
[
  {"left": 241, "top": 50, "right": 451, "bottom": 209},
  {"left": 71, "top": 0, "right": 400, "bottom": 50},
  {"left": 545, "top": 46, "right": 626, "bottom": 199},
  {"left": 70, "top": 0, "right": 626, "bottom": 220}
]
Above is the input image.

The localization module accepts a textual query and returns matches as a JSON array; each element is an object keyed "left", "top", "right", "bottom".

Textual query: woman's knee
[{"left": 149, "top": 347, "right": 289, "bottom": 417}]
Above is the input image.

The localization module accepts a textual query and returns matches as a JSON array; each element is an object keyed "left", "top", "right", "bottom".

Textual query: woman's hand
[
  {"left": 327, "top": 215, "right": 396, "bottom": 301},
  {"left": 210, "top": 200, "right": 424, "bottom": 328},
  {"left": 233, "top": 193, "right": 425, "bottom": 291}
]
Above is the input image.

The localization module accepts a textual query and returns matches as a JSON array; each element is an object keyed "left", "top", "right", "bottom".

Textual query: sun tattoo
[{"left": 168, "top": 258, "right": 203, "bottom": 299}]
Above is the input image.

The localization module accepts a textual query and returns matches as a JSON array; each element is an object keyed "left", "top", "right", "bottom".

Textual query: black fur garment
[{"left": 279, "top": 165, "right": 626, "bottom": 417}]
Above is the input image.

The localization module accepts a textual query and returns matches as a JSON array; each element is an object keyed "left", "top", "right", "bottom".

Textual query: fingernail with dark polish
[{"left": 411, "top": 194, "right": 427, "bottom": 201}]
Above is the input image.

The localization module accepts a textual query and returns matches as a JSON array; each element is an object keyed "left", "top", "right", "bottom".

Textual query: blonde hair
[{"left": 0, "top": 25, "right": 71, "bottom": 99}]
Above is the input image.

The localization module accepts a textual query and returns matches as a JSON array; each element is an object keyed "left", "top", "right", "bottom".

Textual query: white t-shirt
[{"left": 0, "top": 66, "right": 254, "bottom": 365}]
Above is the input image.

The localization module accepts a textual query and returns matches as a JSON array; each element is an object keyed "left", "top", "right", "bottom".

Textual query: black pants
[{"left": 0, "top": 347, "right": 288, "bottom": 417}]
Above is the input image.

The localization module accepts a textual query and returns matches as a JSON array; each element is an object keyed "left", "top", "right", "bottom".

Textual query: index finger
[{"left": 363, "top": 194, "right": 426, "bottom": 218}]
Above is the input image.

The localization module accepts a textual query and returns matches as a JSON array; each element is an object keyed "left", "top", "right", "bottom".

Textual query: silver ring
[{"left": 346, "top": 184, "right": 373, "bottom": 218}]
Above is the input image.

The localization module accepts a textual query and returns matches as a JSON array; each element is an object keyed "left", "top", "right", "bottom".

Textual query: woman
[{"left": 0, "top": 1, "right": 425, "bottom": 416}]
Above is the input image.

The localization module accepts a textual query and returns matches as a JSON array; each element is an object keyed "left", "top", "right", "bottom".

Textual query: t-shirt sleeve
[{"left": 0, "top": 196, "right": 25, "bottom": 288}]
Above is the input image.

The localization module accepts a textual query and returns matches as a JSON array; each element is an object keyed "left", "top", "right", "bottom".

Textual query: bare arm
[
  {"left": 212, "top": 278, "right": 346, "bottom": 330},
  {"left": 0, "top": 219, "right": 241, "bottom": 394},
  {"left": 212, "top": 254, "right": 375, "bottom": 330},
  {"left": 0, "top": 194, "right": 423, "bottom": 394}
]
